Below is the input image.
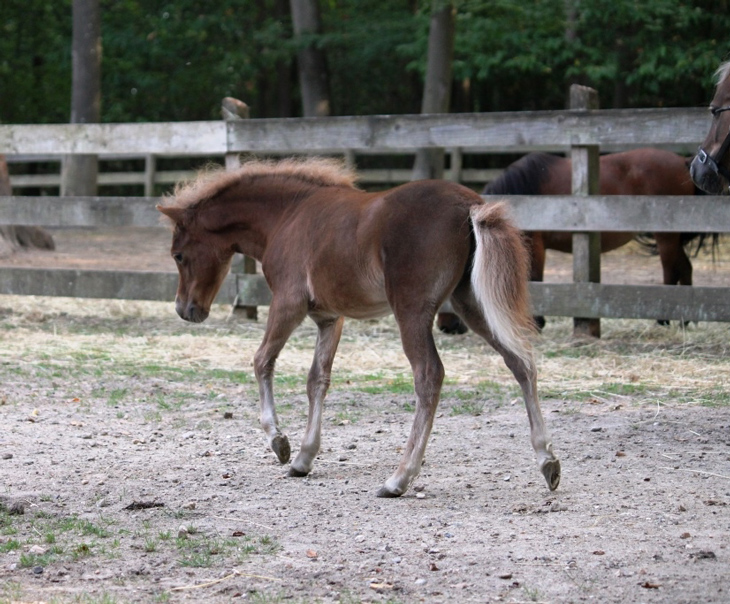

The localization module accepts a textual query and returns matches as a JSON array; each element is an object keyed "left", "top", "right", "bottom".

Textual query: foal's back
[{"left": 268, "top": 179, "right": 482, "bottom": 319}]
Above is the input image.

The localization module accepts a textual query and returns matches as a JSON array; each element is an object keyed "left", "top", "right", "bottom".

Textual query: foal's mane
[
  {"left": 715, "top": 60, "right": 730, "bottom": 86},
  {"left": 482, "top": 152, "right": 563, "bottom": 195},
  {"left": 165, "top": 156, "right": 360, "bottom": 210}
]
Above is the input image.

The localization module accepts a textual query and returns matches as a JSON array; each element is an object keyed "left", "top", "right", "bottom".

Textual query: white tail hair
[{"left": 470, "top": 202, "right": 536, "bottom": 371}]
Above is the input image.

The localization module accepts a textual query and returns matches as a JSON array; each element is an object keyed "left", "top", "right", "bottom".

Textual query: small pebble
[{"left": 29, "top": 545, "right": 47, "bottom": 555}]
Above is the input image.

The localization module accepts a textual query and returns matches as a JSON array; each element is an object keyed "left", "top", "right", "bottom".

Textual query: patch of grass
[
  {"left": 598, "top": 382, "right": 648, "bottom": 396},
  {"left": 357, "top": 374, "right": 413, "bottom": 396},
  {"left": 0, "top": 581, "right": 24, "bottom": 603},
  {"left": 450, "top": 400, "right": 485, "bottom": 416},
  {"left": 19, "top": 548, "right": 61, "bottom": 568},
  {"left": 0, "top": 539, "right": 20, "bottom": 553},
  {"left": 176, "top": 532, "right": 282, "bottom": 568},
  {"left": 144, "top": 538, "right": 158, "bottom": 553}
]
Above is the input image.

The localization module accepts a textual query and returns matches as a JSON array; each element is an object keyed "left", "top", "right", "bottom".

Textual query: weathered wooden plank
[
  {"left": 0, "top": 196, "right": 164, "bottom": 228},
  {"left": 0, "top": 268, "right": 274, "bottom": 306},
  {"left": 9, "top": 168, "right": 499, "bottom": 190},
  {"left": 227, "top": 108, "right": 709, "bottom": 152},
  {"left": 0, "top": 122, "right": 227, "bottom": 155},
  {"left": 0, "top": 268, "right": 727, "bottom": 322},
  {"left": 495, "top": 195, "right": 730, "bottom": 232},
  {"left": 530, "top": 283, "right": 730, "bottom": 322},
  {"left": 0, "top": 108, "right": 710, "bottom": 157},
  {"left": 0, "top": 268, "right": 180, "bottom": 301},
  {"left": 1, "top": 194, "right": 727, "bottom": 231},
  {"left": 569, "top": 85, "right": 602, "bottom": 337}
]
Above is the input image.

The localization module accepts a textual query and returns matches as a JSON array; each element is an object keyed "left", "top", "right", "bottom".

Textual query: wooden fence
[{"left": 1, "top": 103, "right": 729, "bottom": 326}]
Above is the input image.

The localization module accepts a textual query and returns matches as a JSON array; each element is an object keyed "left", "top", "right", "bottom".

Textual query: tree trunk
[
  {"left": 290, "top": 0, "right": 331, "bottom": 117},
  {"left": 412, "top": 0, "right": 455, "bottom": 180},
  {"left": 61, "top": 0, "right": 101, "bottom": 196},
  {"left": 0, "top": 155, "right": 55, "bottom": 257}
]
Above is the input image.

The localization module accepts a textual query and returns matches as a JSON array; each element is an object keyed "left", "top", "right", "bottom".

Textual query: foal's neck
[{"left": 208, "top": 176, "right": 320, "bottom": 260}]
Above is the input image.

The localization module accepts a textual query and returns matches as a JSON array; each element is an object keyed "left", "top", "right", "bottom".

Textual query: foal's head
[{"left": 157, "top": 167, "right": 240, "bottom": 323}]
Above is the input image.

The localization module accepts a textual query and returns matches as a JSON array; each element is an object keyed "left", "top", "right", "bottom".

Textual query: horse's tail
[{"left": 470, "top": 202, "right": 536, "bottom": 371}]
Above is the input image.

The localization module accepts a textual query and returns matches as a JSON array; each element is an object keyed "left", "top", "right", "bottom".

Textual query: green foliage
[{"left": 1, "top": 0, "right": 729, "bottom": 125}]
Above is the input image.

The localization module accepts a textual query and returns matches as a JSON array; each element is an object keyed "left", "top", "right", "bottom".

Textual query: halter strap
[{"left": 697, "top": 106, "right": 730, "bottom": 183}]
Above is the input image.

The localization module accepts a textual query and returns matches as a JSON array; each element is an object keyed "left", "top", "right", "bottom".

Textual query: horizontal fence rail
[
  {"left": 2, "top": 194, "right": 728, "bottom": 232},
  {"left": 0, "top": 104, "right": 728, "bottom": 325},
  {"left": 0, "top": 108, "right": 708, "bottom": 156}
]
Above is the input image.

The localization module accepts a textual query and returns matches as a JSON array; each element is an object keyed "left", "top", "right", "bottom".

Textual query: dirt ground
[{"left": 1, "top": 228, "right": 729, "bottom": 604}]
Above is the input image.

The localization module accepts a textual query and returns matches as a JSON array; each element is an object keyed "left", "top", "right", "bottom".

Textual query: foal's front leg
[
  {"left": 253, "top": 299, "right": 308, "bottom": 464},
  {"left": 289, "top": 314, "right": 344, "bottom": 477}
]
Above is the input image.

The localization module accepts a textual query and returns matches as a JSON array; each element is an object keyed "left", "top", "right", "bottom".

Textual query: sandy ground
[{"left": 0, "top": 228, "right": 729, "bottom": 603}]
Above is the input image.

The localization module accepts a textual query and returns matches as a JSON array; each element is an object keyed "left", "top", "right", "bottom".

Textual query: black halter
[{"left": 696, "top": 105, "right": 730, "bottom": 183}]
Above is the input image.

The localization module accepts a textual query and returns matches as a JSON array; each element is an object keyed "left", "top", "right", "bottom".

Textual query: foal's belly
[{"left": 307, "top": 272, "right": 392, "bottom": 320}]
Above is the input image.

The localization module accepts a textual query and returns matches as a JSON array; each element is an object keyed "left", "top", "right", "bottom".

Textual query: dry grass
[{"left": 1, "top": 294, "right": 728, "bottom": 410}]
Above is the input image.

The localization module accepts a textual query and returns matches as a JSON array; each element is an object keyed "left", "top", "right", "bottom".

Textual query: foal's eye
[{"left": 172, "top": 252, "right": 183, "bottom": 264}]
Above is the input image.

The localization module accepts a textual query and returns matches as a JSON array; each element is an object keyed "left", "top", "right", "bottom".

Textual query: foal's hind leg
[
  {"left": 378, "top": 312, "right": 445, "bottom": 498},
  {"left": 450, "top": 289, "right": 560, "bottom": 491},
  {"left": 254, "top": 298, "right": 308, "bottom": 464},
  {"left": 289, "top": 314, "right": 344, "bottom": 477}
]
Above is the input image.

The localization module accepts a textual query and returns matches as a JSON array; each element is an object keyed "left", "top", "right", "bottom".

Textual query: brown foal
[{"left": 158, "top": 157, "right": 560, "bottom": 497}]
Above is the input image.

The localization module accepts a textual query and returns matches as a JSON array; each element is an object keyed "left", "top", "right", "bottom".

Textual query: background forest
[{"left": 2, "top": 0, "right": 729, "bottom": 127}]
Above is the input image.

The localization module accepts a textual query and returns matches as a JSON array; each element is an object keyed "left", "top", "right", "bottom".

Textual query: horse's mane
[
  {"left": 165, "top": 156, "right": 360, "bottom": 210},
  {"left": 715, "top": 60, "right": 730, "bottom": 85},
  {"left": 482, "top": 153, "right": 563, "bottom": 195}
]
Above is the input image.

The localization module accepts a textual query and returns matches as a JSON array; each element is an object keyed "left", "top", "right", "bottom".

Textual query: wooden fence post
[
  {"left": 144, "top": 154, "right": 156, "bottom": 197},
  {"left": 222, "top": 97, "right": 258, "bottom": 320},
  {"left": 570, "top": 85, "right": 601, "bottom": 338}
]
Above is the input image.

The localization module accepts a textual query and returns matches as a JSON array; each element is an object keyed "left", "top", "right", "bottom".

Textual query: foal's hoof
[
  {"left": 287, "top": 466, "right": 309, "bottom": 478},
  {"left": 271, "top": 434, "right": 291, "bottom": 464},
  {"left": 375, "top": 486, "right": 403, "bottom": 498},
  {"left": 541, "top": 458, "right": 561, "bottom": 491}
]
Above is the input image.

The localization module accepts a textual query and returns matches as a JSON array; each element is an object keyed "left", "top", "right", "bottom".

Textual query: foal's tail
[{"left": 470, "top": 202, "right": 536, "bottom": 371}]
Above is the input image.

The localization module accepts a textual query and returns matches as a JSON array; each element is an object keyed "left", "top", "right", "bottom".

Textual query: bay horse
[
  {"left": 157, "top": 157, "right": 560, "bottom": 497},
  {"left": 690, "top": 60, "right": 730, "bottom": 194},
  {"left": 438, "top": 147, "right": 710, "bottom": 334}
]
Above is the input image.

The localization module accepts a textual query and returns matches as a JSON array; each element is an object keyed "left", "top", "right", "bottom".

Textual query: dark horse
[
  {"left": 438, "top": 147, "right": 710, "bottom": 334},
  {"left": 691, "top": 60, "right": 730, "bottom": 194},
  {"left": 158, "top": 157, "right": 560, "bottom": 497}
]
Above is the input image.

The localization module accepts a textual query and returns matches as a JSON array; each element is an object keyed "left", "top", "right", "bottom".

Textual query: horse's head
[
  {"left": 157, "top": 204, "right": 234, "bottom": 323},
  {"left": 691, "top": 62, "right": 730, "bottom": 194}
]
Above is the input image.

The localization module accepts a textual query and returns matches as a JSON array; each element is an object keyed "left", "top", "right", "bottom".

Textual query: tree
[
  {"left": 290, "top": 0, "right": 331, "bottom": 116},
  {"left": 412, "top": 0, "right": 455, "bottom": 180},
  {"left": 60, "top": 0, "right": 101, "bottom": 196}
]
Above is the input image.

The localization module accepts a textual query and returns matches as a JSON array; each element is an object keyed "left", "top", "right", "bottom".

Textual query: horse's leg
[
  {"left": 527, "top": 232, "right": 547, "bottom": 331},
  {"left": 253, "top": 298, "right": 308, "bottom": 464},
  {"left": 450, "top": 287, "right": 560, "bottom": 491},
  {"left": 289, "top": 314, "right": 345, "bottom": 477},
  {"left": 378, "top": 311, "right": 444, "bottom": 498},
  {"left": 655, "top": 233, "right": 692, "bottom": 286},
  {"left": 655, "top": 233, "right": 692, "bottom": 326}
]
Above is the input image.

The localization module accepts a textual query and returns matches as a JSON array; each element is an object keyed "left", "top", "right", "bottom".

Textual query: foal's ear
[{"left": 156, "top": 204, "right": 184, "bottom": 224}]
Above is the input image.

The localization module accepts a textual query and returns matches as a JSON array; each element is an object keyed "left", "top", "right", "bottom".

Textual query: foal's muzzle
[{"left": 175, "top": 297, "right": 209, "bottom": 323}]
